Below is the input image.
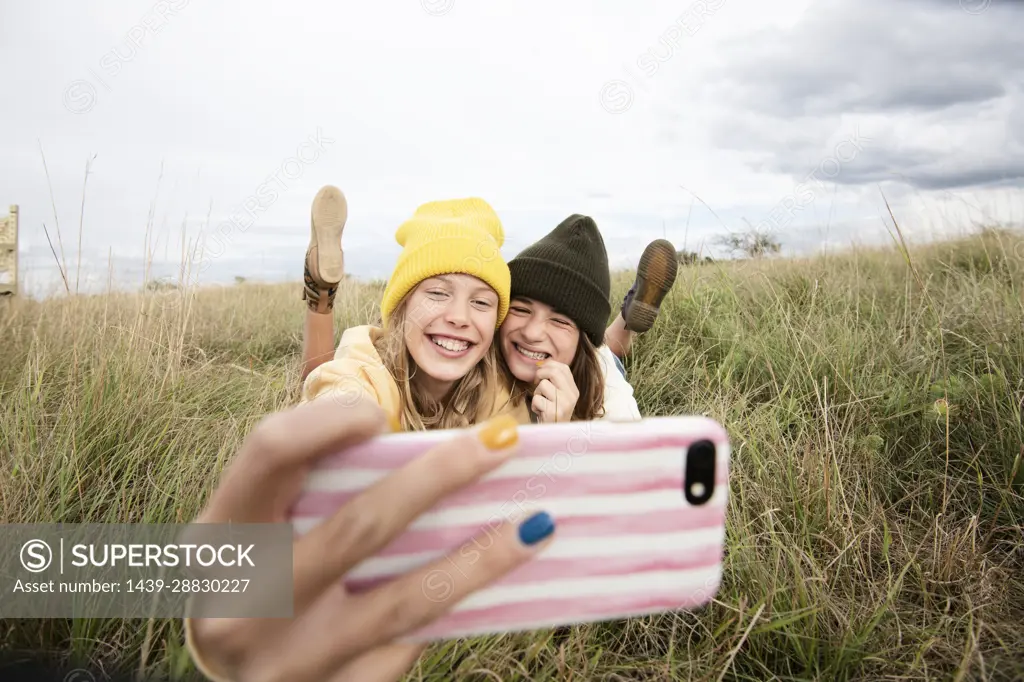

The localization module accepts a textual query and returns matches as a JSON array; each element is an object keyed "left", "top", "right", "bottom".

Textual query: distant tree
[
  {"left": 715, "top": 223, "right": 782, "bottom": 259},
  {"left": 145, "top": 278, "right": 178, "bottom": 292},
  {"left": 676, "top": 249, "right": 714, "bottom": 266}
]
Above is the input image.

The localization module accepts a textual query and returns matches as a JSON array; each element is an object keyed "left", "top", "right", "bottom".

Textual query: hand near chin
[{"left": 530, "top": 360, "right": 579, "bottom": 423}]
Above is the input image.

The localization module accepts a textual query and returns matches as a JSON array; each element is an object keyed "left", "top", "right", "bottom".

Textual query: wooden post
[{"left": 0, "top": 204, "right": 17, "bottom": 297}]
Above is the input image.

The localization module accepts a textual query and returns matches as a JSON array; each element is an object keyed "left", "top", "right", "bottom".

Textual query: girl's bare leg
[
  {"left": 603, "top": 314, "right": 634, "bottom": 360},
  {"left": 301, "top": 309, "right": 338, "bottom": 381},
  {"left": 299, "top": 185, "right": 348, "bottom": 384}
]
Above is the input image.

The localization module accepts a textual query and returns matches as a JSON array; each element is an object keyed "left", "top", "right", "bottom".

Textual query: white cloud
[{"left": 1, "top": 0, "right": 1021, "bottom": 297}]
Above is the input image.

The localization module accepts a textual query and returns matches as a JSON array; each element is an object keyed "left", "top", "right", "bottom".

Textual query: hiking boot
[
  {"left": 620, "top": 239, "right": 678, "bottom": 332},
  {"left": 302, "top": 185, "right": 348, "bottom": 314}
]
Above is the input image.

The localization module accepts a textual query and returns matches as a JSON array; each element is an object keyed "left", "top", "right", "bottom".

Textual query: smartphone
[{"left": 287, "top": 415, "right": 730, "bottom": 641}]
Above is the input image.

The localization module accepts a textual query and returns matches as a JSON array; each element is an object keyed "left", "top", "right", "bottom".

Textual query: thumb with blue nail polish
[{"left": 518, "top": 511, "right": 556, "bottom": 546}]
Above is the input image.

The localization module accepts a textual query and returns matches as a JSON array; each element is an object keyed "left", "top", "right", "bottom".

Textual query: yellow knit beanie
[{"left": 380, "top": 198, "right": 511, "bottom": 327}]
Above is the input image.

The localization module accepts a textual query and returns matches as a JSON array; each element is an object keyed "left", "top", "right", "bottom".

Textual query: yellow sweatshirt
[{"left": 300, "top": 325, "right": 530, "bottom": 425}]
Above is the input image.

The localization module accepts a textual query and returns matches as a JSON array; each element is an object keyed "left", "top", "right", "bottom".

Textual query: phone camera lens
[{"left": 684, "top": 439, "right": 716, "bottom": 506}]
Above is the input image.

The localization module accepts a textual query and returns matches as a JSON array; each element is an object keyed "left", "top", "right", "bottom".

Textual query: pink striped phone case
[{"left": 287, "top": 415, "right": 730, "bottom": 641}]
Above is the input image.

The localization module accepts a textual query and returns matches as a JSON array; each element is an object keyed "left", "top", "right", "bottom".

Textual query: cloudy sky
[{"left": 2, "top": 0, "right": 1022, "bottom": 297}]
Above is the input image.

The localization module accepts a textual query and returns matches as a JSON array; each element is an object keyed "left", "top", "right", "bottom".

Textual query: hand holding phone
[
  {"left": 185, "top": 398, "right": 551, "bottom": 682},
  {"left": 288, "top": 415, "right": 731, "bottom": 641}
]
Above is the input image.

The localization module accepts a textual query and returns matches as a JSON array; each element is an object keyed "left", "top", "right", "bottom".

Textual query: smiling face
[
  {"left": 499, "top": 296, "right": 581, "bottom": 383},
  {"left": 402, "top": 274, "right": 500, "bottom": 399}
]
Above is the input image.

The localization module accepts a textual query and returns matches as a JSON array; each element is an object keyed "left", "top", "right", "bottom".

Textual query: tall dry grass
[{"left": 1, "top": 226, "right": 1022, "bottom": 680}]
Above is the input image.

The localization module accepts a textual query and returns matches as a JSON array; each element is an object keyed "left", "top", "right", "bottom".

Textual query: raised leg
[
  {"left": 301, "top": 309, "right": 338, "bottom": 381},
  {"left": 606, "top": 239, "right": 678, "bottom": 360},
  {"left": 603, "top": 314, "right": 634, "bottom": 360},
  {"left": 298, "top": 186, "right": 348, "bottom": 383}
]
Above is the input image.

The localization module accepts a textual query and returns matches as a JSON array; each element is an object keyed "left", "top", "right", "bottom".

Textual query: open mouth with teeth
[
  {"left": 513, "top": 342, "right": 550, "bottom": 361},
  {"left": 428, "top": 334, "right": 474, "bottom": 357}
]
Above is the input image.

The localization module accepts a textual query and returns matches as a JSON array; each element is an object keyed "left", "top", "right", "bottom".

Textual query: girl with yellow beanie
[{"left": 299, "top": 187, "right": 528, "bottom": 431}]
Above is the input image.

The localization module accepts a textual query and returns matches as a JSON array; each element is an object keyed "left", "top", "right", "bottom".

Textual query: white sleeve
[{"left": 595, "top": 345, "right": 642, "bottom": 422}]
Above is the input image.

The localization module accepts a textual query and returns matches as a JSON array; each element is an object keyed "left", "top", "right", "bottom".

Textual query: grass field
[{"left": 1, "top": 225, "right": 1022, "bottom": 681}]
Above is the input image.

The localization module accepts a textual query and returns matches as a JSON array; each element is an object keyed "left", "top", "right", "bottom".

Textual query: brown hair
[
  {"left": 501, "top": 332, "right": 606, "bottom": 421},
  {"left": 373, "top": 294, "right": 508, "bottom": 431}
]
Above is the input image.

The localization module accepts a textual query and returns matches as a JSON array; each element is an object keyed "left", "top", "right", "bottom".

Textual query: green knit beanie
[{"left": 507, "top": 214, "right": 611, "bottom": 347}]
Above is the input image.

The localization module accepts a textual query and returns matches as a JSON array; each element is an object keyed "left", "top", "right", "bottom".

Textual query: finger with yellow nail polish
[{"left": 478, "top": 414, "right": 520, "bottom": 453}]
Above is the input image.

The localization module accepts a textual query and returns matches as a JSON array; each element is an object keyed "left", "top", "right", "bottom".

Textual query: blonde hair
[
  {"left": 373, "top": 294, "right": 507, "bottom": 431},
  {"left": 501, "top": 332, "right": 606, "bottom": 421}
]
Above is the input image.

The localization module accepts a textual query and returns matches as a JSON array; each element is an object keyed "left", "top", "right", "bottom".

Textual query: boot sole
[
  {"left": 624, "top": 239, "right": 678, "bottom": 333},
  {"left": 310, "top": 185, "right": 348, "bottom": 285}
]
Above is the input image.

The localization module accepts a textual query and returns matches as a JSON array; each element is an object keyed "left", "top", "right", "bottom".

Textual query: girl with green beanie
[{"left": 500, "top": 213, "right": 677, "bottom": 423}]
